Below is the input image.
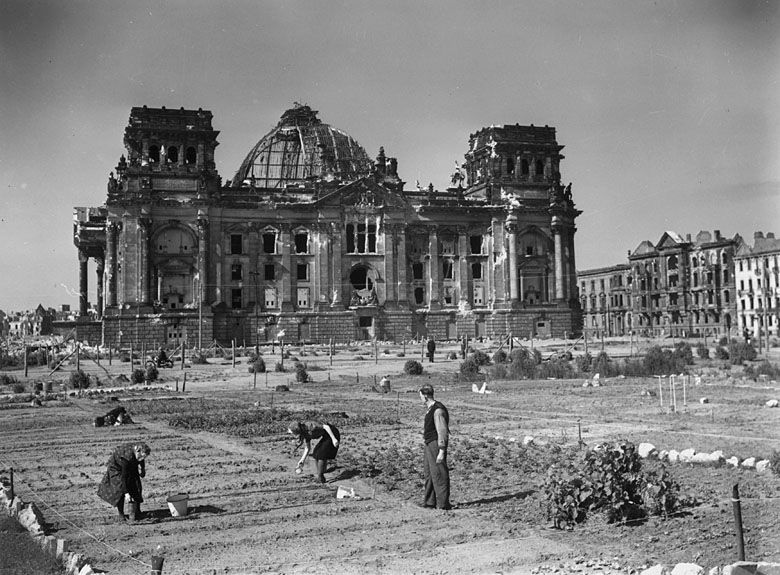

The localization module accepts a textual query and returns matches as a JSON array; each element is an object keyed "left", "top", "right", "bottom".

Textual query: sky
[{"left": 1, "top": 0, "right": 778, "bottom": 312}]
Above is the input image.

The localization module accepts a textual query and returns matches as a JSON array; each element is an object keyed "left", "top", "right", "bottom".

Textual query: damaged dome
[{"left": 232, "top": 104, "right": 373, "bottom": 188}]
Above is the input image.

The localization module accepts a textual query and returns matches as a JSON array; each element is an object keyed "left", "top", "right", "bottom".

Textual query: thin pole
[
  {"left": 668, "top": 376, "right": 674, "bottom": 412},
  {"left": 672, "top": 375, "right": 677, "bottom": 412},
  {"left": 374, "top": 339, "right": 378, "bottom": 364},
  {"left": 656, "top": 376, "right": 663, "bottom": 408},
  {"left": 130, "top": 344, "right": 134, "bottom": 380},
  {"left": 108, "top": 343, "right": 112, "bottom": 366},
  {"left": 253, "top": 369, "right": 257, "bottom": 390},
  {"left": 24, "top": 345, "right": 28, "bottom": 378},
  {"left": 76, "top": 343, "right": 80, "bottom": 372},
  {"left": 181, "top": 338, "right": 186, "bottom": 370},
  {"left": 9, "top": 467, "right": 14, "bottom": 501},
  {"left": 232, "top": 339, "right": 236, "bottom": 368},
  {"left": 329, "top": 338, "right": 333, "bottom": 367},
  {"left": 732, "top": 483, "right": 745, "bottom": 561}
]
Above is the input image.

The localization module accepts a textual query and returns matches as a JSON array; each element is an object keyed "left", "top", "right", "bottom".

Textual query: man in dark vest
[
  {"left": 426, "top": 337, "right": 436, "bottom": 363},
  {"left": 418, "top": 384, "right": 451, "bottom": 510}
]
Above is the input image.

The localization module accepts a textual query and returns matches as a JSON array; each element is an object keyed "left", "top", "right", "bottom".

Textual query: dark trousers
[
  {"left": 423, "top": 440, "right": 450, "bottom": 509},
  {"left": 315, "top": 459, "right": 327, "bottom": 483}
]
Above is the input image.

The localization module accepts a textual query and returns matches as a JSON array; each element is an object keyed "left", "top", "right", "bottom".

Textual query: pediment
[
  {"left": 316, "top": 178, "right": 410, "bottom": 210},
  {"left": 631, "top": 240, "right": 656, "bottom": 257},
  {"left": 657, "top": 231, "right": 685, "bottom": 250}
]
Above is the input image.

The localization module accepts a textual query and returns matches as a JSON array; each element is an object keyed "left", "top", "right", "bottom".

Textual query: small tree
[
  {"left": 69, "top": 369, "right": 90, "bottom": 390},
  {"left": 403, "top": 360, "right": 423, "bottom": 375},
  {"left": 696, "top": 344, "right": 710, "bottom": 360},
  {"left": 132, "top": 368, "right": 146, "bottom": 384},
  {"left": 145, "top": 363, "right": 159, "bottom": 382},
  {"left": 294, "top": 362, "right": 309, "bottom": 383},
  {"left": 248, "top": 357, "right": 266, "bottom": 373}
]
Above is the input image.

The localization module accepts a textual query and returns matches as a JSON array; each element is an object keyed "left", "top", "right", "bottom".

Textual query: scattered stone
[
  {"left": 658, "top": 450, "right": 669, "bottom": 461},
  {"left": 710, "top": 450, "right": 724, "bottom": 461},
  {"left": 522, "top": 436, "right": 535, "bottom": 446},
  {"left": 699, "top": 397, "right": 709, "bottom": 404},
  {"left": 755, "top": 460, "right": 770, "bottom": 473},
  {"left": 582, "top": 381, "right": 591, "bottom": 388},
  {"left": 741, "top": 457, "right": 756, "bottom": 469},
  {"left": 668, "top": 450, "right": 680, "bottom": 463},
  {"left": 641, "top": 389, "right": 657, "bottom": 397},
  {"left": 671, "top": 563, "right": 704, "bottom": 575},
  {"left": 679, "top": 448, "right": 697, "bottom": 463},
  {"left": 725, "top": 456, "right": 740, "bottom": 467},
  {"left": 765, "top": 399, "right": 779, "bottom": 408},
  {"left": 640, "top": 565, "right": 669, "bottom": 575},
  {"left": 638, "top": 442, "right": 657, "bottom": 458}
]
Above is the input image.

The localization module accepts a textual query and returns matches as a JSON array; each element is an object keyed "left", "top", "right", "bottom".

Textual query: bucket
[{"left": 166, "top": 493, "right": 188, "bottom": 517}]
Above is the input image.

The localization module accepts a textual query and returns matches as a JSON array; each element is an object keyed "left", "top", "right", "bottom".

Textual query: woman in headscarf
[
  {"left": 288, "top": 422, "right": 340, "bottom": 483},
  {"left": 97, "top": 442, "right": 150, "bottom": 521}
]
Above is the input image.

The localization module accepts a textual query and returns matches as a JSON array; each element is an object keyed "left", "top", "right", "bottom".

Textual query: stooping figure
[
  {"left": 288, "top": 422, "right": 340, "bottom": 483},
  {"left": 97, "top": 442, "right": 150, "bottom": 521},
  {"left": 419, "top": 384, "right": 451, "bottom": 510}
]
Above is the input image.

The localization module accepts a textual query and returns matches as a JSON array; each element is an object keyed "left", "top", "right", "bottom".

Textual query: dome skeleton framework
[{"left": 232, "top": 104, "right": 373, "bottom": 189}]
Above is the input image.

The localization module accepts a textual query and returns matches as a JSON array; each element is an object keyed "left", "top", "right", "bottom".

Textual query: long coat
[{"left": 97, "top": 444, "right": 144, "bottom": 506}]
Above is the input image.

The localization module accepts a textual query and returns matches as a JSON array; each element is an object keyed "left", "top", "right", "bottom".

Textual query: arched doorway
[{"left": 348, "top": 265, "right": 378, "bottom": 306}]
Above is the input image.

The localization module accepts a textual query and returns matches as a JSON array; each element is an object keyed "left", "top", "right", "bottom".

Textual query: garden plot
[{"left": 0, "top": 340, "right": 778, "bottom": 574}]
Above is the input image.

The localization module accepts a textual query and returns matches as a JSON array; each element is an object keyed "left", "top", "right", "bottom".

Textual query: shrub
[
  {"left": 643, "top": 346, "right": 686, "bottom": 375},
  {"left": 0, "top": 374, "right": 18, "bottom": 386},
  {"left": 489, "top": 363, "right": 508, "bottom": 379},
  {"left": 673, "top": 342, "right": 694, "bottom": 366},
  {"left": 459, "top": 357, "right": 481, "bottom": 379},
  {"left": 132, "top": 369, "right": 146, "bottom": 384},
  {"left": 592, "top": 351, "right": 612, "bottom": 376},
  {"left": 728, "top": 341, "right": 757, "bottom": 365},
  {"left": 718, "top": 336, "right": 730, "bottom": 347},
  {"left": 715, "top": 347, "right": 729, "bottom": 360},
  {"left": 11, "top": 382, "right": 26, "bottom": 394},
  {"left": 471, "top": 349, "right": 491, "bottom": 367},
  {"left": 274, "top": 361, "right": 286, "bottom": 372},
  {"left": 492, "top": 349, "right": 508, "bottom": 364},
  {"left": 545, "top": 441, "right": 680, "bottom": 529},
  {"left": 248, "top": 357, "right": 266, "bottom": 373},
  {"left": 403, "top": 360, "right": 423, "bottom": 375},
  {"left": 769, "top": 450, "right": 780, "bottom": 477},
  {"left": 508, "top": 348, "right": 539, "bottom": 379},
  {"left": 697, "top": 344, "right": 710, "bottom": 359},
  {"left": 294, "top": 362, "right": 309, "bottom": 383},
  {"left": 69, "top": 369, "right": 90, "bottom": 390},
  {"left": 576, "top": 352, "right": 593, "bottom": 373},
  {"left": 537, "top": 357, "right": 574, "bottom": 379},
  {"left": 447, "top": 351, "right": 458, "bottom": 360},
  {"left": 190, "top": 351, "right": 208, "bottom": 364},
  {"left": 145, "top": 364, "right": 159, "bottom": 382}
]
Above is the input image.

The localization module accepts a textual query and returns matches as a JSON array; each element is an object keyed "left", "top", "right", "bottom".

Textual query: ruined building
[
  {"left": 735, "top": 232, "right": 780, "bottom": 340},
  {"left": 579, "top": 230, "right": 741, "bottom": 338},
  {"left": 72, "top": 105, "right": 582, "bottom": 346}
]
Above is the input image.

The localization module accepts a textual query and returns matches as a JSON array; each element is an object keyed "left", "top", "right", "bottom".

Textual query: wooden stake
[
  {"left": 253, "top": 369, "right": 257, "bottom": 390},
  {"left": 732, "top": 483, "right": 746, "bottom": 561},
  {"left": 182, "top": 372, "right": 186, "bottom": 392},
  {"left": 329, "top": 338, "right": 333, "bottom": 367},
  {"left": 232, "top": 339, "right": 236, "bottom": 368},
  {"left": 24, "top": 346, "right": 28, "bottom": 378},
  {"left": 9, "top": 467, "right": 14, "bottom": 501},
  {"left": 75, "top": 343, "right": 80, "bottom": 372}
]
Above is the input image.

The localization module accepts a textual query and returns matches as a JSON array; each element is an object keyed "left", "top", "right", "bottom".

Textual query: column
[
  {"left": 197, "top": 214, "right": 209, "bottom": 305},
  {"left": 507, "top": 216, "right": 519, "bottom": 305},
  {"left": 78, "top": 250, "right": 88, "bottom": 317},
  {"left": 396, "top": 229, "right": 408, "bottom": 305},
  {"left": 96, "top": 258, "right": 105, "bottom": 318},
  {"left": 137, "top": 217, "right": 151, "bottom": 304},
  {"left": 458, "top": 229, "right": 471, "bottom": 309},
  {"left": 315, "top": 225, "right": 330, "bottom": 308},
  {"left": 106, "top": 222, "right": 118, "bottom": 307},
  {"left": 553, "top": 223, "right": 565, "bottom": 302},
  {"left": 331, "top": 222, "right": 343, "bottom": 306},
  {"left": 280, "top": 225, "right": 293, "bottom": 311},
  {"left": 428, "top": 227, "right": 440, "bottom": 308},
  {"left": 383, "top": 224, "right": 396, "bottom": 306}
]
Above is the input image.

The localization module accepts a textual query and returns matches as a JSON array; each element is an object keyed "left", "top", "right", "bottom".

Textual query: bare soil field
[{"left": 1, "top": 338, "right": 779, "bottom": 574}]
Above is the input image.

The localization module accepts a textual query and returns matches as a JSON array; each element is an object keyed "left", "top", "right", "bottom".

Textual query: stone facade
[
  {"left": 73, "top": 105, "right": 582, "bottom": 346},
  {"left": 734, "top": 231, "right": 780, "bottom": 340},
  {"left": 578, "top": 230, "right": 740, "bottom": 338}
]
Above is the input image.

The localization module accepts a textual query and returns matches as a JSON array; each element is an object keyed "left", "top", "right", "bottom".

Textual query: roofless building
[{"left": 72, "top": 104, "right": 582, "bottom": 346}]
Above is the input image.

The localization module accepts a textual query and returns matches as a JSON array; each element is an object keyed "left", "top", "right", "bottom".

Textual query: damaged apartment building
[{"left": 72, "top": 104, "right": 582, "bottom": 346}]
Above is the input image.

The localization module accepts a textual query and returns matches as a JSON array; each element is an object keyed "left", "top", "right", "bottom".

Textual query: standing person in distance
[
  {"left": 419, "top": 384, "right": 451, "bottom": 510},
  {"left": 426, "top": 337, "right": 436, "bottom": 363},
  {"left": 288, "top": 421, "right": 340, "bottom": 483}
]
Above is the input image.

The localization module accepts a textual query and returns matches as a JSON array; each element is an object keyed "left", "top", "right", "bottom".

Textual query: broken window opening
[
  {"left": 230, "top": 234, "right": 243, "bottom": 255},
  {"left": 521, "top": 159, "right": 529, "bottom": 175},
  {"left": 231, "top": 288, "right": 242, "bottom": 309},
  {"left": 167, "top": 146, "right": 179, "bottom": 164},
  {"left": 262, "top": 232, "right": 277, "bottom": 254},
  {"left": 471, "top": 262, "right": 482, "bottom": 279},
  {"left": 148, "top": 145, "right": 160, "bottom": 163},
  {"left": 296, "top": 263, "right": 308, "bottom": 281},
  {"left": 443, "top": 261, "right": 454, "bottom": 280},
  {"left": 231, "top": 263, "right": 242, "bottom": 281},
  {"left": 414, "top": 287, "right": 425, "bottom": 305},
  {"left": 470, "top": 235, "right": 483, "bottom": 255},
  {"left": 185, "top": 146, "right": 197, "bottom": 164},
  {"left": 264, "top": 264, "right": 275, "bottom": 281},
  {"left": 506, "top": 156, "right": 515, "bottom": 175},
  {"left": 294, "top": 232, "right": 308, "bottom": 254},
  {"left": 412, "top": 262, "right": 424, "bottom": 280}
]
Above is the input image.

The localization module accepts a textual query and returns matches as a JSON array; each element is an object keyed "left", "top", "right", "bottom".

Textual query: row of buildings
[
  {"left": 578, "top": 230, "right": 780, "bottom": 340},
  {"left": 71, "top": 104, "right": 582, "bottom": 346},
  {"left": 0, "top": 305, "right": 79, "bottom": 339}
]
